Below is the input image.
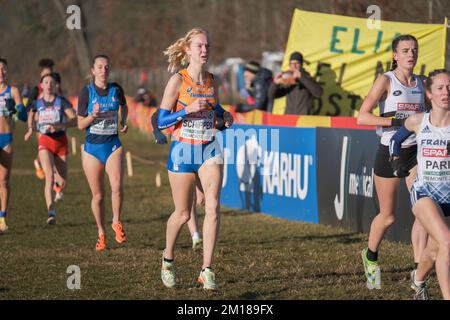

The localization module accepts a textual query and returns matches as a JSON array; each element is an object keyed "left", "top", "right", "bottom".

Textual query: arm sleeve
[
  {"left": 389, "top": 126, "right": 414, "bottom": 157},
  {"left": 77, "top": 87, "right": 89, "bottom": 117},
  {"left": 151, "top": 109, "right": 160, "bottom": 132},
  {"left": 157, "top": 108, "right": 187, "bottom": 129}
]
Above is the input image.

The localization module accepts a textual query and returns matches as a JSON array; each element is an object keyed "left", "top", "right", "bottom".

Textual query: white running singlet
[
  {"left": 377, "top": 71, "right": 425, "bottom": 146},
  {"left": 411, "top": 112, "right": 450, "bottom": 204}
]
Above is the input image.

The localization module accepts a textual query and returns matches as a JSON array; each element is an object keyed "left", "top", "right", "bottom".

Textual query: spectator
[
  {"left": 268, "top": 51, "right": 323, "bottom": 115},
  {"left": 236, "top": 61, "right": 272, "bottom": 113},
  {"left": 134, "top": 85, "right": 157, "bottom": 107}
]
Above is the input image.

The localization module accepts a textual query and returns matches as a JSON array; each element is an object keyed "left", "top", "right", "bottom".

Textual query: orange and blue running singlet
[
  {"left": 167, "top": 69, "right": 222, "bottom": 173},
  {"left": 172, "top": 69, "right": 216, "bottom": 145}
]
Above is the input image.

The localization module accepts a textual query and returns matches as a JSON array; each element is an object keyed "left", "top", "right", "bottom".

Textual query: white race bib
[
  {"left": 38, "top": 108, "right": 61, "bottom": 133},
  {"left": 180, "top": 110, "right": 214, "bottom": 141},
  {"left": 90, "top": 111, "right": 118, "bottom": 135}
]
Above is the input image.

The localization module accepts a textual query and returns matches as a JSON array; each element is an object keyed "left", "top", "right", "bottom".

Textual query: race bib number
[
  {"left": 90, "top": 111, "right": 118, "bottom": 135},
  {"left": 180, "top": 110, "right": 214, "bottom": 141},
  {"left": 395, "top": 102, "right": 422, "bottom": 120},
  {"left": 38, "top": 108, "right": 61, "bottom": 133},
  {"left": 0, "top": 97, "right": 12, "bottom": 117}
]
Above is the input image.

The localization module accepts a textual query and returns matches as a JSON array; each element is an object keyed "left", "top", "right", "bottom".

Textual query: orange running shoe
[
  {"left": 95, "top": 234, "right": 106, "bottom": 251},
  {"left": 112, "top": 221, "right": 127, "bottom": 244},
  {"left": 34, "top": 159, "right": 45, "bottom": 180}
]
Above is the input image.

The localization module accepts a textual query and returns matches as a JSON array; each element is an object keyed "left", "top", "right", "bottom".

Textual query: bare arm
[
  {"left": 357, "top": 75, "right": 392, "bottom": 126},
  {"left": 77, "top": 114, "right": 95, "bottom": 130},
  {"left": 10, "top": 86, "right": 22, "bottom": 106},
  {"left": 62, "top": 108, "right": 77, "bottom": 128},
  {"left": 159, "top": 74, "right": 181, "bottom": 112}
]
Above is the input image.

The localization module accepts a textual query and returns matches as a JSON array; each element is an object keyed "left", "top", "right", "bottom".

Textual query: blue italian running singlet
[
  {"left": 0, "top": 85, "right": 15, "bottom": 118},
  {"left": 0, "top": 86, "right": 14, "bottom": 149},
  {"left": 84, "top": 83, "right": 121, "bottom": 165}
]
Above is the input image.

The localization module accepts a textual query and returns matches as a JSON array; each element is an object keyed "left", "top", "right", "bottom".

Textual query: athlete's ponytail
[
  {"left": 164, "top": 28, "right": 208, "bottom": 74},
  {"left": 390, "top": 34, "right": 418, "bottom": 71}
]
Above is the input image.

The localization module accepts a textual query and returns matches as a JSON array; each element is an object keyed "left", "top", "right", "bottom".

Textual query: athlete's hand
[
  {"left": 48, "top": 125, "right": 57, "bottom": 133},
  {"left": 223, "top": 111, "right": 233, "bottom": 128},
  {"left": 153, "top": 130, "right": 168, "bottom": 144},
  {"left": 186, "top": 98, "right": 209, "bottom": 114},
  {"left": 24, "top": 128, "right": 33, "bottom": 142},
  {"left": 120, "top": 123, "right": 128, "bottom": 133},
  {"left": 91, "top": 104, "right": 100, "bottom": 118},
  {"left": 390, "top": 156, "right": 409, "bottom": 178}
]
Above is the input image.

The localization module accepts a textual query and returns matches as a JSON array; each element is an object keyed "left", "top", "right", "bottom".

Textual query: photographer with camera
[{"left": 268, "top": 51, "right": 323, "bottom": 115}]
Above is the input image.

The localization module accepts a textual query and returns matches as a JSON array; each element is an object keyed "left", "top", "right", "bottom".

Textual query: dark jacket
[
  {"left": 268, "top": 69, "right": 323, "bottom": 115},
  {"left": 239, "top": 67, "right": 273, "bottom": 112}
]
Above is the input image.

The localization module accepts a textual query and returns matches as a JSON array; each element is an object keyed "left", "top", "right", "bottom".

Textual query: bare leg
[
  {"left": 368, "top": 175, "right": 400, "bottom": 253},
  {"left": 38, "top": 149, "right": 56, "bottom": 212},
  {"left": 82, "top": 151, "right": 106, "bottom": 235},
  {"left": 0, "top": 145, "right": 13, "bottom": 213},
  {"left": 165, "top": 171, "right": 196, "bottom": 260},
  {"left": 413, "top": 198, "right": 450, "bottom": 300},
  {"left": 105, "top": 147, "right": 124, "bottom": 224},
  {"left": 406, "top": 166, "right": 428, "bottom": 265},
  {"left": 198, "top": 158, "right": 223, "bottom": 269}
]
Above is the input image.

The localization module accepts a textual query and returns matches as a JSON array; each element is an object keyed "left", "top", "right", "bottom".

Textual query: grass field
[{"left": 0, "top": 122, "right": 441, "bottom": 300}]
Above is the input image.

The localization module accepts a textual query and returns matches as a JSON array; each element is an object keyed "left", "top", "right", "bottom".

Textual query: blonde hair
[{"left": 164, "top": 28, "right": 209, "bottom": 73}]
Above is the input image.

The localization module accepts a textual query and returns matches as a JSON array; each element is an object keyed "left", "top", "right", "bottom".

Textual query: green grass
[{"left": 0, "top": 122, "right": 441, "bottom": 300}]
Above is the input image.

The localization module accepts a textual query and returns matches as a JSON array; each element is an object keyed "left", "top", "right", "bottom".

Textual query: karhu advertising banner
[
  {"left": 273, "top": 9, "right": 447, "bottom": 116},
  {"left": 219, "top": 124, "right": 318, "bottom": 223}
]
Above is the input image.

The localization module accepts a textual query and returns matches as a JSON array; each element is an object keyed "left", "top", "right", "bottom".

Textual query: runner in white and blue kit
[
  {"left": 77, "top": 54, "right": 128, "bottom": 251},
  {"left": 390, "top": 69, "right": 450, "bottom": 300}
]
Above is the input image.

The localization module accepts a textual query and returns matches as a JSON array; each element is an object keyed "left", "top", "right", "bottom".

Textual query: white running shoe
[
  {"left": 410, "top": 270, "right": 429, "bottom": 300},
  {"left": 161, "top": 252, "right": 176, "bottom": 288},
  {"left": 198, "top": 268, "right": 217, "bottom": 290},
  {"left": 54, "top": 192, "right": 64, "bottom": 203}
]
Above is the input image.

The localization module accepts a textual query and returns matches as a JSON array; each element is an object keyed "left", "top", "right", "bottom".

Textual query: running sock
[
  {"left": 366, "top": 248, "right": 378, "bottom": 262},
  {"left": 0, "top": 210, "right": 6, "bottom": 218},
  {"left": 202, "top": 267, "right": 212, "bottom": 272},
  {"left": 163, "top": 257, "right": 174, "bottom": 263},
  {"left": 192, "top": 232, "right": 201, "bottom": 240},
  {"left": 413, "top": 270, "right": 425, "bottom": 287},
  {"left": 48, "top": 210, "right": 56, "bottom": 217}
]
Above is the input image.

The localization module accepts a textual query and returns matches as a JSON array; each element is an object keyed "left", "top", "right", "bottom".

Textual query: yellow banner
[{"left": 273, "top": 9, "right": 447, "bottom": 116}]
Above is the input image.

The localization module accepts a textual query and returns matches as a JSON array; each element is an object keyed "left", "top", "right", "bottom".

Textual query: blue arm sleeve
[
  {"left": 214, "top": 104, "right": 226, "bottom": 117},
  {"left": 389, "top": 126, "right": 414, "bottom": 157},
  {"left": 156, "top": 108, "right": 187, "bottom": 129},
  {"left": 16, "top": 103, "right": 27, "bottom": 122}
]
